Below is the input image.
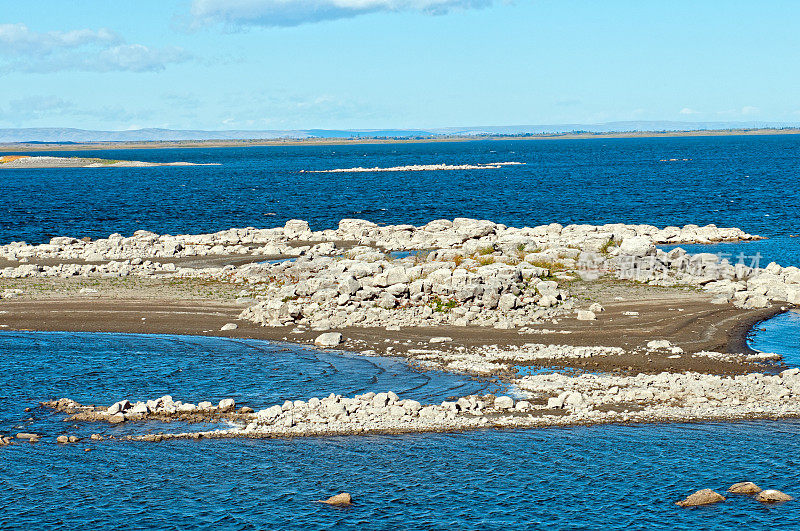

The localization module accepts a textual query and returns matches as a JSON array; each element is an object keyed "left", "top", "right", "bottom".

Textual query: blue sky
[{"left": 1, "top": 0, "right": 798, "bottom": 130}]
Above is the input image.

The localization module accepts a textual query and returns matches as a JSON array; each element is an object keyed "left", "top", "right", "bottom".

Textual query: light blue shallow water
[
  {"left": 1, "top": 330, "right": 799, "bottom": 529},
  {"left": 749, "top": 310, "right": 800, "bottom": 365}
]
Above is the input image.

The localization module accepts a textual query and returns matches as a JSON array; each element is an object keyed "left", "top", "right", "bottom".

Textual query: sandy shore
[{"left": 0, "top": 274, "right": 782, "bottom": 377}]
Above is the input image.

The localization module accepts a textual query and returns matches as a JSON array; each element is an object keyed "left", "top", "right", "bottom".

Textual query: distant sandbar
[{"left": 0, "top": 155, "right": 219, "bottom": 169}]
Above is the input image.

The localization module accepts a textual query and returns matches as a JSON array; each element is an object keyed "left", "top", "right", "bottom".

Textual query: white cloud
[
  {"left": 191, "top": 0, "right": 495, "bottom": 27},
  {"left": 0, "top": 23, "right": 120, "bottom": 54},
  {"left": 0, "top": 23, "right": 190, "bottom": 73},
  {"left": 741, "top": 105, "right": 760, "bottom": 116},
  {"left": 679, "top": 107, "right": 700, "bottom": 115}
]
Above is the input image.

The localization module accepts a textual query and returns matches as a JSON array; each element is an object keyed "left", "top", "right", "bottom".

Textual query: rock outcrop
[
  {"left": 676, "top": 489, "right": 726, "bottom": 507},
  {"left": 728, "top": 482, "right": 762, "bottom": 494},
  {"left": 756, "top": 489, "right": 793, "bottom": 503}
]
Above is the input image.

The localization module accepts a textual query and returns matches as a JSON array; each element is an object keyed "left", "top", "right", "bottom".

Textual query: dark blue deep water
[
  {"left": 3, "top": 136, "right": 800, "bottom": 528},
  {"left": 2, "top": 135, "right": 800, "bottom": 264}
]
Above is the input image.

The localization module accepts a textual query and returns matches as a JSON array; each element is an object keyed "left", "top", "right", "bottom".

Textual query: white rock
[
  {"left": 220, "top": 323, "right": 238, "bottom": 331},
  {"left": 494, "top": 396, "right": 514, "bottom": 409},
  {"left": 314, "top": 332, "right": 343, "bottom": 347},
  {"left": 218, "top": 398, "right": 236, "bottom": 412}
]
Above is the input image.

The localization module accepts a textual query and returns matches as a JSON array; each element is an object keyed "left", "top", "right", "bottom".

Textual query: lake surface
[
  {"left": 3, "top": 135, "right": 800, "bottom": 528},
  {"left": 2, "top": 135, "right": 799, "bottom": 265},
  {"left": 749, "top": 310, "right": 800, "bottom": 365},
  {"left": 2, "top": 330, "right": 800, "bottom": 530}
]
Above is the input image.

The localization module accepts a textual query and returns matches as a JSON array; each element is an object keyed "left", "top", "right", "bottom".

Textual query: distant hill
[{"left": 1, "top": 121, "right": 799, "bottom": 143}]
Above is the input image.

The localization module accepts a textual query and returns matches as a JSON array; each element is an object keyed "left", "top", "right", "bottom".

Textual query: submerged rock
[
  {"left": 756, "top": 489, "right": 793, "bottom": 503},
  {"left": 727, "top": 482, "right": 762, "bottom": 494},
  {"left": 319, "top": 492, "right": 352, "bottom": 506},
  {"left": 676, "top": 489, "right": 726, "bottom": 507}
]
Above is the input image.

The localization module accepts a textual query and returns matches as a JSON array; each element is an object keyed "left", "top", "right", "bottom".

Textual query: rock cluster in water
[
  {"left": 677, "top": 483, "right": 793, "bottom": 507},
  {"left": 40, "top": 365, "right": 800, "bottom": 440},
  {"left": 3, "top": 218, "right": 790, "bottom": 330}
]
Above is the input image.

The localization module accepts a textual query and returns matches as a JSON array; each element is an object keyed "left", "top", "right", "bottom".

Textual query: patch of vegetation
[
  {"left": 528, "top": 259, "right": 566, "bottom": 271},
  {"left": 599, "top": 238, "right": 617, "bottom": 255},
  {"left": 477, "top": 246, "right": 495, "bottom": 256},
  {"left": 430, "top": 296, "right": 458, "bottom": 313}
]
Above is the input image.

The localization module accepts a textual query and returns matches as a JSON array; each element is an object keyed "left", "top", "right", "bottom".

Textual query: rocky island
[{"left": 3, "top": 217, "right": 800, "bottom": 441}]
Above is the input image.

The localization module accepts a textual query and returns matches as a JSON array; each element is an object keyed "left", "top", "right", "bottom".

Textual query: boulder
[
  {"left": 494, "top": 396, "right": 514, "bottom": 410},
  {"left": 218, "top": 398, "right": 236, "bottom": 412},
  {"left": 647, "top": 340, "right": 672, "bottom": 350},
  {"left": 727, "top": 482, "right": 762, "bottom": 495},
  {"left": 576, "top": 310, "right": 596, "bottom": 321},
  {"left": 319, "top": 492, "right": 352, "bottom": 506},
  {"left": 56, "top": 435, "right": 70, "bottom": 444},
  {"left": 676, "top": 489, "right": 725, "bottom": 507},
  {"left": 107, "top": 399, "right": 131, "bottom": 415},
  {"left": 314, "top": 332, "right": 343, "bottom": 348},
  {"left": 547, "top": 396, "right": 565, "bottom": 409},
  {"left": 498, "top": 293, "right": 517, "bottom": 311},
  {"left": 220, "top": 323, "right": 238, "bottom": 331},
  {"left": 284, "top": 219, "right": 311, "bottom": 239},
  {"left": 756, "top": 489, "right": 793, "bottom": 503},
  {"left": 619, "top": 236, "right": 655, "bottom": 257}
]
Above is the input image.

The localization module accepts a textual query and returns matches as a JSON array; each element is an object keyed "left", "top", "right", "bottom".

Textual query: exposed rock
[
  {"left": 676, "top": 489, "right": 726, "bottom": 507},
  {"left": 756, "top": 489, "right": 793, "bottom": 503},
  {"left": 220, "top": 323, "right": 238, "bottom": 331},
  {"left": 727, "top": 481, "right": 762, "bottom": 494},
  {"left": 218, "top": 398, "right": 236, "bottom": 412},
  {"left": 576, "top": 310, "right": 596, "bottom": 321},
  {"left": 319, "top": 492, "right": 352, "bottom": 506},
  {"left": 314, "top": 332, "right": 343, "bottom": 348},
  {"left": 619, "top": 236, "right": 655, "bottom": 257},
  {"left": 494, "top": 396, "right": 514, "bottom": 410}
]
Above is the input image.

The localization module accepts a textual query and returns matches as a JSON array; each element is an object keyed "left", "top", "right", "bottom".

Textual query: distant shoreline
[{"left": 2, "top": 128, "right": 800, "bottom": 152}]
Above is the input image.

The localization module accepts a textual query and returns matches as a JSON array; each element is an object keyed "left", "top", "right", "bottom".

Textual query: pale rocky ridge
[
  {"left": 8, "top": 217, "right": 800, "bottom": 442},
  {"left": 4, "top": 218, "right": 791, "bottom": 333}
]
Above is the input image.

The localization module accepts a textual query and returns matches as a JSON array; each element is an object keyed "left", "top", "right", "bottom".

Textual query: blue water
[
  {"left": 2, "top": 135, "right": 800, "bottom": 266},
  {"left": 0, "top": 331, "right": 490, "bottom": 438},
  {"left": 749, "top": 310, "right": 800, "bottom": 365},
  {"left": 4, "top": 135, "right": 800, "bottom": 528},
  {"left": 2, "top": 330, "right": 800, "bottom": 529}
]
